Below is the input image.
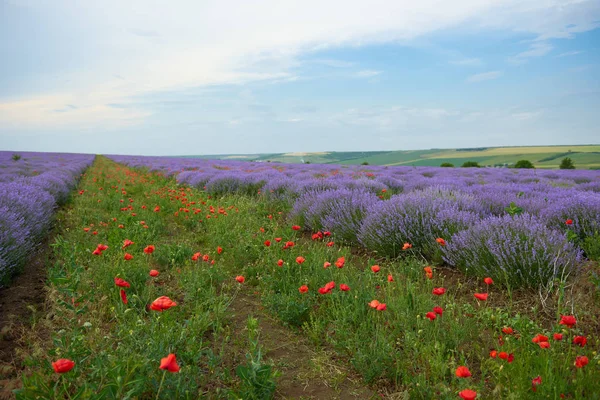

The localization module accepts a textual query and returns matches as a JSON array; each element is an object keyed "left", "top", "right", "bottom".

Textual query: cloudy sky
[{"left": 1, "top": 0, "right": 599, "bottom": 155}]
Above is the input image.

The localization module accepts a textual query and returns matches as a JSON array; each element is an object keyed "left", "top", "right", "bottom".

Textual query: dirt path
[
  {"left": 0, "top": 244, "right": 49, "bottom": 399},
  {"left": 227, "top": 292, "right": 377, "bottom": 400}
]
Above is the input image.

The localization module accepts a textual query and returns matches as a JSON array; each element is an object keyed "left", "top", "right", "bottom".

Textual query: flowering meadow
[
  {"left": 0, "top": 151, "right": 94, "bottom": 286},
  {"left": 7, "top": 155, "right": 600, "bottom": 399}
]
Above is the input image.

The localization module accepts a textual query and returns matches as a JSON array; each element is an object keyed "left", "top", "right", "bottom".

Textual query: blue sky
[{"left": 1, "top": 0, "right": 599, "bottom": 155}]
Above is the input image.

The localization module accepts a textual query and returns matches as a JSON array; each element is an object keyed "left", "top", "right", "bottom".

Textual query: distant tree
[
  {"left": 559, "top": 157, "right": 575, "bottom": 169},
  {"left": 11, "top": 154, "right": 21, "bottom": 161},
  {"left": 440, "top": 162, "right": 454, "bottom": 168},
  {"left": 514, "top": 159, "right": 535, "bottom": 169},
  {"left": 461, "top": 161, "right": 481, "bottom": 168},
  {"left": 361, "top": 161, "right": 369, "bottom": 165}
]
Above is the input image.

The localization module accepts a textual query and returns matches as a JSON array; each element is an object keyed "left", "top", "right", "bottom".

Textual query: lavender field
[
  {"left": 109, "top": 154, "right": 600, "bottom": 289},
  {"left": 0, "top": 151, "right": 94, "bottom": 285}
]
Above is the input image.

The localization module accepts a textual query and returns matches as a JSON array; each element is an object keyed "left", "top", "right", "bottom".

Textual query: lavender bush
[
  {"left": 0, "top": 151, "right": 93, "bottom": 285},
  {"left": 442, "top": 213, "right": 583, "bottom": 288}
]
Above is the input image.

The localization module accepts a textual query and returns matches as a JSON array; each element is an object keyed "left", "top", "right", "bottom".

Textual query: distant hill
[{"left": 177, "top": 145, "right": 600, "bottom": 169}]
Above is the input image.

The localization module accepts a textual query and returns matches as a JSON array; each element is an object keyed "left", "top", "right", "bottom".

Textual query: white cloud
[
  {"left": 508, "top": 42, "right": 553, "bottom": 64},
  {"left": 466, "top": 70, "right": 503, "bottom": 83},
  {"left": 354, "top": 70, "right": 383, "bottom": 78},
  {"left": 2, "top": 0, "right": 599, "bottom": 130},
  {"left": 556, "top": 50, "right": 583, "bottom": 58}
]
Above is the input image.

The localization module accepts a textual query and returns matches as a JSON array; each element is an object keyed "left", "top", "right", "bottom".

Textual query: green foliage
[
  {"left": 513, "top": 159, "right": 534, "bottom": 168},
  {"left": 361, "top": 161, "right": 369, "bottom": 165},
  {"left": 11, "top": 153, "right": 21, "bottom": 161},
  {"left": 559, "top": 157, "right": 575, "bottom": 169},
  {"left": 504, "top": 202, "right": 523, "bottom": 216},
  {"left": 461, "top": 161, "right": 480, "bottom": 168},
  {"left": 233, "top": 317, "right": 278, "bottom": 400},
  {"left": 582, "top": 233, "right": 600, "bottom": 261},
  {"left": 440, "top": 162, "right": 454, "bottom": 167}
]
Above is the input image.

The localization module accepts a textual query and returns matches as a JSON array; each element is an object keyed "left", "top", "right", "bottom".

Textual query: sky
[{"left": 0, "top": 0, "right": 599, "bottom": 156}]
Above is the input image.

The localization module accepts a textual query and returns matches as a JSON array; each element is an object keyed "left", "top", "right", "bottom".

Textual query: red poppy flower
[
  {"left": 559, "top": 315, "right": 576, "bottom": 328},
  {"left": 573, "top": 336, "right": 587, "bottom": 347},
  {"left": 159, "top": 353, "right": 180, "bottom": 373},
  {"left": 122, "top": 239, "right": 134, "bottom": 249},
  {"left": 120, "top": 289, "right": 128, "bottom": 304},
  {"left": 202, "top": 255, "right": 209, "bottom": 262},
  {"left": 432, "top": 287, "right": 446, "bottom": 296},
  {"left": 296, "top": 256, "right": 305, "bottom": 264},
  {"left": 150, "top": 296, "right": 178, "bottom": 311},
  {"left": 324, "top": 261, "right": 332, "bottom": 269},
  {"left": 433, "top": 306, "right": 443, "bottom": 315},
  {"left": 323, "top": 231, "right": 331, "bottom": 236},
  {"left": 275, "top": 237, "right": 282, "bottom": 242},
  {"left": 154, "top": 206, "right": 160, "bottom": 212},
  {"left": 97, "top": 244, "right": 108, "bottom": 251},
  {"left": 484, "top": 277, "right": 493, "bottom": 285},
  {"left": 83, "top": 227, "right": 90, "bottom": 232},
  {"left": 502, "top": 327, "right": 514, "bottom": 335},
  {"left": 489, "top": 350, "right": 497, "bottom": 358},
  {"left": 507, "top": 353, "right": 514, "bottom": 363},
  {"left": 369, "top": 300, "right": 380, "bottom": 309},
  {"left": 124, "top": 253, "right": 133, "bottom": 260},
  {"left": 532, "top": 334, "right": 549, "bottom": 344},
  {"left": 92, "top": 231, "right": 98, "bottom": 235},
  {"left": 92, "top": 248, "right": 103, "bottom": 255},
  {"left": 277, "top": 259, "right": 284, "bottom": 267},
  {"left": 376, "top": 303, "right": 386, "bottom": 311},
  {"left": 459, "top": 389, "right": 477, "bottom": 400},
  {"left": 340, "top": 284, "right": 350, "bottom": 291},
  {"left": 235, "top": 275, "right": 245, "bottom": 284},
  {"left": 474, "top": 293, "right": 488, "bottom": 301},
  {"left": 425, "top": 312, "right": 437, "bottom": 321},
  {"left": 387, "top": 274, "right": 394, "bottom": 282},
  {"left": 326, "top": 241, "right": 334, "bottom": 247},
  {"left": 565, "top": 219, "right": 573, "bottom": 225},
  {"left": 370, "top": 265, "right": 380, "bottom": 273},
  {"left": 144, "top": 245, "right": 155, "bottom": 254},
  {"left": 335, "top": 257, "right": 345, "bottom": 268},
  {"left": 118, "top": 224, "right": 124, "bottom": 229},
  {"left": 52, "top": 359, "right": 75, "bottom": 373},
  {"left": 435, "top": 238, "right": 446, "bottom": 246},
  {"left": 149, "top": 269, "right": 160, "bottom": 277},
  {"left": 264, "top": 240, "right": 271, "bottom": 247},
  {"left": 217, "top": 246, "right": 223, "bottom": 254},
  {"left": 455, "top": 366, "right": 471, "bottom": 378},
  {"left": 498, "top": 351, "right": 508, "bottom": 360},
  {"left": 299, "top": 285, "right": 308, "bottom": 294},
  {"left": 318, "top": 287, "right": 330, "bottom": 295},
  {"left": 191, "top": 252, "right": 201, "bottom": 261},
  {"left": 553, "top": 333, "right": 563, "bottom": 341},
  {"left": 402, "top": 242, "right": 412, "bottom": 250},
  {"left": 291, "top": 225, "right": 301, "bottom": 231},
  {"left": 574, "top": 355, "right": 589, "bottom": 368},
  {"left": 538, "top": 341, "right": 550, "bottom": 349},
  {"left": 114, "top": 277, "right": 131, "bottom": 288},
  {"left": 531, "top": 376, "right": 542, "bottom": 392}
]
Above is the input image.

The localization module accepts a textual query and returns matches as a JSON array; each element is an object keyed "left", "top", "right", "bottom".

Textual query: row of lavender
[
  {"left": 108, "top": 155, "right": 600, "bottom": 288},
  {"left": 0, "top": 152, "right": 95, "bottom": 285}
]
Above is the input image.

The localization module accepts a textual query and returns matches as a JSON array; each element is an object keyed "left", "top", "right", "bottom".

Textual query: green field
[{"left": 182, "top": 145, "right": 600, "bottom": 169}]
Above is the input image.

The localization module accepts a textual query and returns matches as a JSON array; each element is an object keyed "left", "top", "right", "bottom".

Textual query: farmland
[
  {"left": 182, "top": 145, "right": 600, "bottom": 169},
  {"left": 1, "top": 152, "right": 599, "bottom": 399}
]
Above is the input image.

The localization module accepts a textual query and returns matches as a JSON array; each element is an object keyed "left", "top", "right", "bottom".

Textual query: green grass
[{"left": 180, "top": 145, "right": 600, "bottom": 169}]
